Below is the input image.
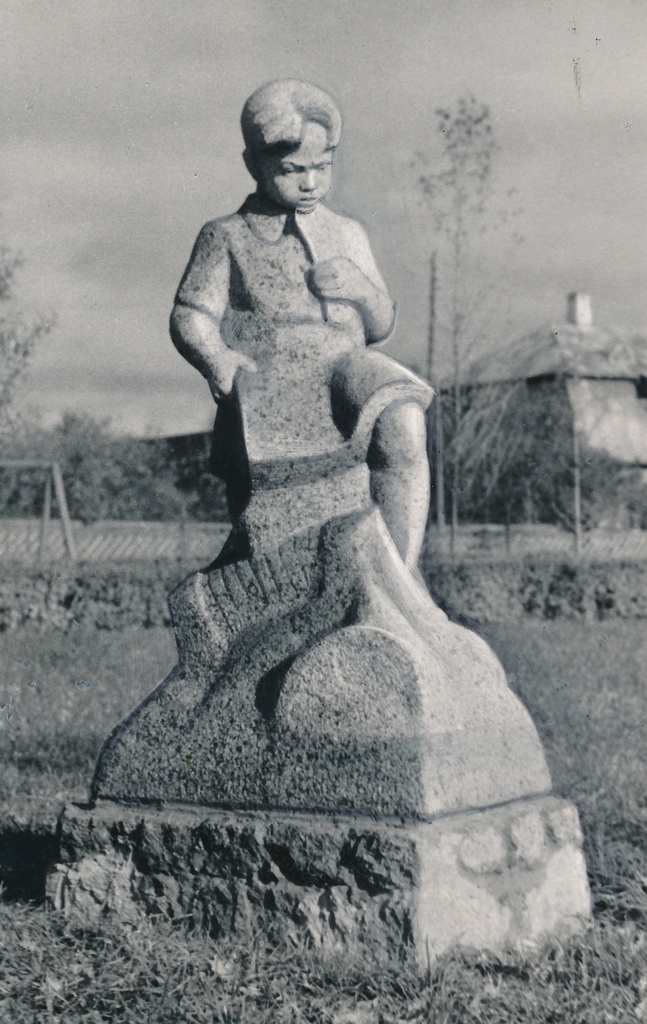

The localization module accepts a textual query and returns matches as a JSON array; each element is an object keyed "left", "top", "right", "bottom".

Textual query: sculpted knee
[{"left": 368, "top": 401, "right": 427, "bottom": 470}]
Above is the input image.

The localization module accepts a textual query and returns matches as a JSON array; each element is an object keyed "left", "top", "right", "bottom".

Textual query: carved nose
[{"left": 301, "top": 172, "right": 316, "bottom": 191}]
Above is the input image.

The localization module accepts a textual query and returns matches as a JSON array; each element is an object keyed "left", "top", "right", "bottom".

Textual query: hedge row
[
  {"left": 1, "top": 557, "right": 646, "bottom": 632},
  {"left": 428, "top": 558, "right": 647, "bottom": 624},
  {"left": 0, "top": 561, "right": 191, "bottom": 632}
]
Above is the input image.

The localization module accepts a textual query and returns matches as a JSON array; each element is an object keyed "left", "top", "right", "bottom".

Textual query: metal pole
[
  {"left": 573, "top": 428, "right": 582, "bottom": 558},
  {"left": 51, "top": 462, "right": 77, "bottom": 561},
  {"left": 435, "top": 393, "right": 446, "bottom": 532},
  {"left": 38, "top": 471, "right": 52, "bottom": 563},
  {"left": 425, "top": 252, "right": 436, "bottom": 383},
  {"left": 425, "top": 251, "right": 447, "bottom": 545}
]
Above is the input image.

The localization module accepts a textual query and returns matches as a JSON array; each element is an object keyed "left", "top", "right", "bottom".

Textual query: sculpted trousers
[{"left": 367, "top": 401, "right": 430, "bottom": 569}]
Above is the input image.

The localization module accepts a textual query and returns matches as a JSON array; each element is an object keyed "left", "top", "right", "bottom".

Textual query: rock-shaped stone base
[
  {"left": 92, "top": 509, "right": 551, "bottom": 819},
  {"left": 48, "top": 795, "right": 590, "bottom": 965}
]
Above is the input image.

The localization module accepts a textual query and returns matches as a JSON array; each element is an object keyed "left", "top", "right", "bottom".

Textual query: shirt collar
[{"left": 239, "top": 193, "right": 326, "bottom": 244}]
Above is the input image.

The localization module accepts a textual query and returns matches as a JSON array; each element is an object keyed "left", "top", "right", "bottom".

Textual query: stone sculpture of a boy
[
  {"left": 59, "top": 78, "right": 589, "bottom": 968},
  {"left": 170, "top": 79, "right": 431, "bottom": 566}
]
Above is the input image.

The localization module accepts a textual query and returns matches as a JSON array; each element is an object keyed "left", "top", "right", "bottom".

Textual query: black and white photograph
[{"left": 1, "top": 1, "right": 646, "bottom": 1020}]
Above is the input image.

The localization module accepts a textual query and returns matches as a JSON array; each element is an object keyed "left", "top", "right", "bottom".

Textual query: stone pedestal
[{"left": 48, "top": 795, "right": 590, "bottom": 965}]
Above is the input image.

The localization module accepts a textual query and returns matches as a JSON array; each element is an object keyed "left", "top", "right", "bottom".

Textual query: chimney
[{"left": 567, "top": 292, "right": 593, "bottom": 328}]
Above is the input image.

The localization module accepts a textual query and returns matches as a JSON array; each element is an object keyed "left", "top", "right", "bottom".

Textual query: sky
[{"left": 1, "top": 0, "right": 646, "bottom": 437}]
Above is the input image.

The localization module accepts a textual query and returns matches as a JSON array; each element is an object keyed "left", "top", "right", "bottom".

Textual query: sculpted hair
[{"left": 241, "top": 79, "right": 342, "bottom": 156}]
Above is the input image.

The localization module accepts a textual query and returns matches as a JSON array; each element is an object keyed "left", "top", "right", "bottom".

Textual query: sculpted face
[{"left": 253, "top": 121, "right": 334, "bottom": 214}]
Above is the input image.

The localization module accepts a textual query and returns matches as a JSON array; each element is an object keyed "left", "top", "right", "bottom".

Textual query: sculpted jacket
[{"left": 173, "top": 193, "right": 431, "bottom": 479}]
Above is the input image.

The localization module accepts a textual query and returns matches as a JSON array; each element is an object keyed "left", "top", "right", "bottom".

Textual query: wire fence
[
  {"left": 2, "top": 518, "right": 647, "bottom": 565},
  {"left": 427, "top": 522, "right": 647, "bottom": 562},
  {"left": 0, "top": 519, "right": 230, "bottom": 564}
]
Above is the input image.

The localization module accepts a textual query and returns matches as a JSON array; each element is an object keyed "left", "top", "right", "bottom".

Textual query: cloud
[{"left": 1, "top": 0, "right": 645, "bottom": 434}]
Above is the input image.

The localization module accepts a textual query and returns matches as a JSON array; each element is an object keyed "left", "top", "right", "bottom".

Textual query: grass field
[{"left": 1, "top": 619, "right": 646, "bottom": 1022}]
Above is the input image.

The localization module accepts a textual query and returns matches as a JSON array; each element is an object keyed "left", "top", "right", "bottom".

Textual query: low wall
[{"left": 1, "top": 557, "right": 646, "bottom": 631}]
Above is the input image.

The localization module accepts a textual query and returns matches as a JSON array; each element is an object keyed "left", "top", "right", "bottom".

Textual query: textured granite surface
[
  {"left": 48, "top": 795, "right": 591, "bottom": 965},
  {"left": 92, "top": 508, "right": 551, "bottom": 817}
]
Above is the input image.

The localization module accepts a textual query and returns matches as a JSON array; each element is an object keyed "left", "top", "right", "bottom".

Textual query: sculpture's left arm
[
  {"left": 345, "top": 265, "right": 396, "bottom": 344},
  {"left": 310, "top": 221, "right": 397, "bottom": 344}
]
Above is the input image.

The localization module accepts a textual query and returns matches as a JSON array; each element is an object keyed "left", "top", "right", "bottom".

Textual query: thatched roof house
[{"left": 470, "top": 293, "right": 647, "bottom": 468}]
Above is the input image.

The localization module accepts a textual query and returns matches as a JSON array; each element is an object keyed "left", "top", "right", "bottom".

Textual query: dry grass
[
  {"left": 1, "top": 618, "right": 646, "bottom": 1021},
  {"left": 0, "top": 625, "right": 176, "bottom": 831}
]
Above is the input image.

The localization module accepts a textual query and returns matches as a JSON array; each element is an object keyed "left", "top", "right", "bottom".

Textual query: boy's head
[{"left": 241, "top": 79, "right": 341, "bottom": 214}]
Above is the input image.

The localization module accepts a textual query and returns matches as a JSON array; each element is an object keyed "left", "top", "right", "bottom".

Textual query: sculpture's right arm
[
  {"left": 170, "top": 222, "right": 256, "bottom": 401},
  {"left": 170, "top": 304, "right": 257, "bottom": 402}
]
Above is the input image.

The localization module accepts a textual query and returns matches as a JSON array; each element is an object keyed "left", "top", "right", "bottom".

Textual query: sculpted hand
[
  {"left": 309, "top": 258, "right": 373, "bottom": 305},
  {"left": 208, "top": 348, "right": 257, "bottom": 401},
  {"left": 309, "top": 257, "right": 395, "bottom": 341}
]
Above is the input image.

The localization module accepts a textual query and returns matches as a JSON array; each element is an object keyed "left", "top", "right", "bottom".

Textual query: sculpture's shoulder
[
  {"left": 175, "top": 213, "right": 243, "bottom": 301},
  {"left": 316, "top": 204, "right": 368, "bottom": 242},
  {"left": 313, "top": 205, "right": 384, "bottom": 287},
  {"left": 190, "top": 211, "right": 243, "bottom": 253},
  {"left": 307, "top": 205, "right": 377, "bottom": 270}
]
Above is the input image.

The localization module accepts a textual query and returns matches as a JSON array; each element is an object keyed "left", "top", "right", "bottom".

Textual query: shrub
[
  {"left": 428, "top": 557, "right": 647, "bottom": 623},
  {"left": 1, "top": 557, "right": 646, "bottom": 632}
]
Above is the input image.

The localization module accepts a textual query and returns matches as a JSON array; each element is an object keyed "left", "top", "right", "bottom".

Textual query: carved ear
[{"left": 243, "top": 149, "right": 259, "bottom": 182}]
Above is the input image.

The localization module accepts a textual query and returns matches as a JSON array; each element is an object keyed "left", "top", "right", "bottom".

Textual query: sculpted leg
[{"left": 367, "top": 401, "right": 430, "bottom": 568}]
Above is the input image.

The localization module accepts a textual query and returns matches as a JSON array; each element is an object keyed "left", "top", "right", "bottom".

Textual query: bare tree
[
  {"left": 452, "top": 377, "right": 646, "bottom": 537},
  {"left": 417, "top": 95, "right": 521, "bottom": 539},
  {"left": 0, "top": 244, "right": 53, "bottom": 439}
]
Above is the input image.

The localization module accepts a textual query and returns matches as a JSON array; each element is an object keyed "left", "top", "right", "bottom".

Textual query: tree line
[
  {"left": 0, "top": 414, "right": 228, "bottom": 524},
  {"left": 1, "top": 403, "right": 642, "bottom": 531}
]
